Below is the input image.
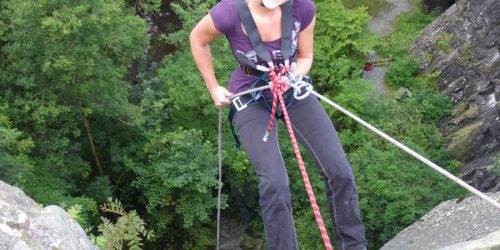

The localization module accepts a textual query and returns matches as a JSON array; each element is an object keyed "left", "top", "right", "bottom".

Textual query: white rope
[
  {"left": 307, "top": 89, "right": 500, "bottom": 210},
  {"left": 216, "top": 108, "right": 223, "bottom": 250},
  {"left": 215, "top": 80, "right": 500, "bottom": 247}
]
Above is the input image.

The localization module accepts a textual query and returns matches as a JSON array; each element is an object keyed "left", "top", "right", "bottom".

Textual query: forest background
[{"left": 0, "top": 0, "right": 466, "bottom": 249}]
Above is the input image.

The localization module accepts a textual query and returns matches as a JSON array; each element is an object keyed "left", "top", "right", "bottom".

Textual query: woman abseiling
[{"left": 190, "top": 0, "right": 368, "bottom": 249}]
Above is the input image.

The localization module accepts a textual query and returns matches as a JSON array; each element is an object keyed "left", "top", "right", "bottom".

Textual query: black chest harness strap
[
  {"left": 233, "top": 0, "right": 295, "bottom": 70},
  {"left": 229, "top": 0, "right": 299, "bottom": 149}
]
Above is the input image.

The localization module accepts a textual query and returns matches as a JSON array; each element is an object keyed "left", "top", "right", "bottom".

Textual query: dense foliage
[
  {"left": 0, "top": 0, "right": 465, "bottom": 249},
  {"left": 385, "top": 55, "right": 421, "bottom": 88}
]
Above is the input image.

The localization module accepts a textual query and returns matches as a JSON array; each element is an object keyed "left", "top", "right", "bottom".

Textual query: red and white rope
[{"left": 265, "top": 66, "right": 334, "bottom": 250}]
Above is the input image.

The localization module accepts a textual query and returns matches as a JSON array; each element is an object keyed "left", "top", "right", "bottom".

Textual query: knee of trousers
[
  {"left": 258, "top": 177, "right": 292, "bottom": 212},
  {"left": 323, "top": 159, "right": 356, "bottom": 183}
]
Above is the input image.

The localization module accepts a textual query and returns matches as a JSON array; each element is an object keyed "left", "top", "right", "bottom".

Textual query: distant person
[{"left": 364, "top": 63, "right": 373, "bottom": 71}]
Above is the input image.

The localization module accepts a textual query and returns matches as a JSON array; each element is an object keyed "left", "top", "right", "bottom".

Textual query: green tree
[
  {"left": 94, "top": 198, "right": 154, "bottom": 250},
  {"left": 0, "top": 0, "right": 148, "bottom": 204},
  {"left": 0, "top": 105, "right": 34, "bottom": 186},
  {"left": 312, "top": 0, "right": 377, "bottom": 92},
  {"left": 386, "top": 55, "right": 420, "bottom": 89},
  {"left": 0, "top": 1, "right": 151, "bottom": 238},
  {"left": 132, "top": 128, "right": 219, "bottom": 249},
  {"left": 377, "top": 5, "right": 439, "bottom": 58},
  {"left": 335, "top": 94, "right": 465, "bottom": 249}
]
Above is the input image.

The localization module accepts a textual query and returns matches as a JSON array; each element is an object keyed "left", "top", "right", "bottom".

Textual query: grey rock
[
  {"left": 219, "top": 214, "right": 263, "bottom": 250},
  {"left": 437, "top": 230, "right": 500, "bottom": 250},
  {"left": 460, "top": 151, "right": 500, "bottom": 192},
  {"left": 482, "top": 175, "right": 499, "bottom": 189},
  {"left": 0, "top": 180, "right": 96, "bottom": 250},
  {"left": 491, "top": 119, "right": 500, "bottom": 138},
  {"left": 381, "top": 192, "right": 500, "bottom": 250},
  {"left": 219, "top": 217, "right": 248, "bottom": 250},
  {"left": 492, "top": 182, "right": 500, "bottom": 193},
  {"left": 408, "top": 0, "right": 500, "bottom": 190},
  {"left": 394, "top": 87, "right": 413, "bottom": 100}
]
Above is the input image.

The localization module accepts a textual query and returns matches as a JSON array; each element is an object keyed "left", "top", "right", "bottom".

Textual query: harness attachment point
[
  {"left": 232, "top": 96, "right": 248, "bottom": 112},
  {"left": 287, "top": 73, "right": 313, "bottom": 100},
  {"left": 292, "top": 80, "right": 313, "bottom": 100}
]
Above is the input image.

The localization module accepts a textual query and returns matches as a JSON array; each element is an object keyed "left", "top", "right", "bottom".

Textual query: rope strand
[
  {"left": 216, "top": 108, "right": 223, "bottom": 250},
  {"left": 216, "top": 74, "right": 500, "bottom": 248},
  {"left": 265, "top": 66, "right": 334, "bottom": 250}
]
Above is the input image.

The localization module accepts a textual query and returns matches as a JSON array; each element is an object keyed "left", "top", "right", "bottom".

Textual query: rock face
[
  {"left": 381, "top": 192, "right": 500, "bottom": 250},
  {"left": 438, "top": 230, "right": 500, "bottom": 250},
  {"left": 408, "top": 0, "right": 500, "bottom": 191},
  {"left": 461, "top": 153, "right": 500, "bottom": 193},
  {"left": 0, "top": 180, "right": 96, "bottom": 250},
  {"left": 219, "top": 212, "right": 264, "bottom": 250}
]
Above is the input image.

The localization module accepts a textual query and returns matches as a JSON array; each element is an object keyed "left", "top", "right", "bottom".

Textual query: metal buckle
[
  {"left": 232, "top": 97, "right": 248, "bottom": 112},
  {"left": 291, "top": 76, "right": 313, "bottom": 101}
]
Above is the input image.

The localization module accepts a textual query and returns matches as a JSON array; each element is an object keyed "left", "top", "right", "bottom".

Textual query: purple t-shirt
[{"left": 210, "top": 0, "right": 316, "bottom": 94}]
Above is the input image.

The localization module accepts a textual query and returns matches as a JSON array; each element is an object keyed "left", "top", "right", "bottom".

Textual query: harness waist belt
[
  {"left": 228, "top": 93, "right": 255, "bottom": 125},
  {"left": 240, "top": 65, "right": 267, "bottom": 77},
  {"left": 228, "top": 93, "right": 256, "bottom": 149},
  {"left": 228, "top": 87, "right": 296, "bottom": 149}
]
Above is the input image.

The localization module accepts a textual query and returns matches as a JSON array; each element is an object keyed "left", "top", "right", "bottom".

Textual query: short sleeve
[
  {"left": 209, "top": 0, "right": 237, "bottom": 34},
  {"left": 297, "top": 0, "right": 316, "bottom": 31}
]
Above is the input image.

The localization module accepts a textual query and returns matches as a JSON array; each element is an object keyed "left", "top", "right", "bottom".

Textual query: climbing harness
[
  {"left": 228, "top": 0, "right": 297, "bottom": 149},
  {"left": 228, "top": 74, "right": 298, "bottom": 149},
  {"left": 228, "top": 77, "right": 271, "bottom": 149}
]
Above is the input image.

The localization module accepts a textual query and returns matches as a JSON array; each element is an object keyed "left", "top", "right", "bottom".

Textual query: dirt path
[
  {"left": 364, "top": 65, "right": 390, "bottom": 95},
  {"left": 362, "top": 0, "right": 418, "bottom": 95},
  {"left": 368, "top": 0, "right": 418, "bottom": 36}
]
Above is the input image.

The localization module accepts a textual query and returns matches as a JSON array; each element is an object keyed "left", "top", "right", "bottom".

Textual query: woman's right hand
[{"left": 208, "top": 85, "right": 233, "bottom": 107}]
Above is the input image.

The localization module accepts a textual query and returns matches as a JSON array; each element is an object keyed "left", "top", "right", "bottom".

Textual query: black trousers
[{"left": 232, "top": 93, "right": 367, "bottom": 250}]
